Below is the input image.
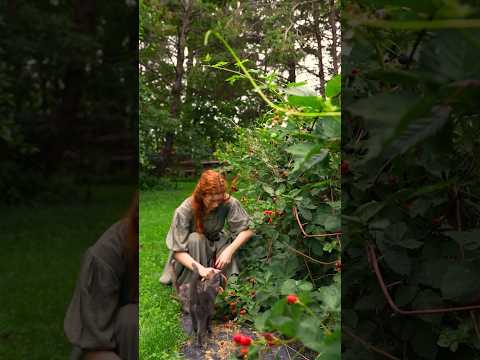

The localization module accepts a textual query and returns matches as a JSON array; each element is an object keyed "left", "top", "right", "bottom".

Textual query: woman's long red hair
[{"left": 191, "top": 170, "right": 230, "bottom": 234}]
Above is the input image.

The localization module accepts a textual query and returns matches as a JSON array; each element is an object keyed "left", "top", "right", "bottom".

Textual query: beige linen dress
[
  {"left": 64, "top": 220, "right": 138, "bottom": 360},
  {"left": 159, "top": 195, "right": 252, "bottom": 285}
]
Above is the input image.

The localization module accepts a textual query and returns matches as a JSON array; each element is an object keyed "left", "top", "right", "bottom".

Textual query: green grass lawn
[
  {"left": 0, "top": 185, "right": 134, "bottom": 360},
  {"left": 140, "top": 182, "right": 195, "bottom": 360}
]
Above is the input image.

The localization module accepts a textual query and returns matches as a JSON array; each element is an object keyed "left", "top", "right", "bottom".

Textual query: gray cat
[{"left": 189, "top": 263, "right": 225, "bottom": 346}]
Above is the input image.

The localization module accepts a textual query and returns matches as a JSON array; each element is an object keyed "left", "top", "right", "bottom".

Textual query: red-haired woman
[
  {"left": 160, "top": 170, "right": 254, "bottom": 285},
  {"left": 64, "top": 193, "right": 139, "bottom": 360}
]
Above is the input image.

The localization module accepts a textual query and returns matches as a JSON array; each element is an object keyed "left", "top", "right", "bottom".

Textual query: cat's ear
[{"left": 219, "top": 271, "right": 228, "bottom": 286}]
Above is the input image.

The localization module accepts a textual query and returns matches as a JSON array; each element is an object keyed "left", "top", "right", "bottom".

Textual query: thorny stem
[
  {"left": 283, "top": 241, "right": 338, "bottom": 266},
  {"left": 204, "top": 30, "right": 340, "bottom": 118},
  {"left": 368, "top": 244, "right": 480, "bottom": 314},
  {"left": 203, "top": 64, "right": 283, "bottom": 99},
  {"left": 293, "top": 207, "right": 342, "bottom": 238},
  {"left": 297, "top": 300, "right": 331, "bottom": 335}
]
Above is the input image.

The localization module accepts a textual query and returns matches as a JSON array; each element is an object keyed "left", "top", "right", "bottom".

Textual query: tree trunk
[
  {"left": 312, "top": 2, "right": 325, "bottom": 97},
  {"left": 329, "top": 0, "right": 339, "bottom": 75},
  {"left": 160, "top": 0, "right": 192, "bottom": 175},
  {"left": 287, "top": 58, "right": 296, "bottom": 84},
  {"left": 48, "top": 0, "right": 96, "bottom": 174}
]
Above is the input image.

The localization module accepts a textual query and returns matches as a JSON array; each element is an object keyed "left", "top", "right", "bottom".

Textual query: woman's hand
[
  {"left": 198, "top": 265, "right": 219, "bottom": 278},
  {"left": 214, "top": 247, "right": 234, "bottom": 270}
]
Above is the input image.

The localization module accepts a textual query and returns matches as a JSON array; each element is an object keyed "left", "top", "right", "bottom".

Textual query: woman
[
  {"left": 160, "top": 170, "right": 254, "bottom": 286},
  {"left": 64, "top": 193, "right": 139, "bottom": 360}
]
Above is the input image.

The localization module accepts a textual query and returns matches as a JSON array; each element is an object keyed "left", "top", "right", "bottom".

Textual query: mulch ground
[{"left": 180, "top": 314, "right": 316, "bottom": 360}]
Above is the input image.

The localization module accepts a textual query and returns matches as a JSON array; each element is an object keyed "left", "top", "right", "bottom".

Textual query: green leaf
[
  {"left": 445, "top": 229, "right": 480, "bottom": 250},
  {"left": 412, "top": 289, "right": 444, "bottom": 325},
  {"left": 441, "top": 264, "right": 478, "bottom": 302},
  {"left": 285, "top": 143, "right": 317, "bottom": 158},
  {"left": 262, "top": 184, "right": 275, "bottom": 196},
  {"left": 318, "top": 283, "right": 340, "bottom": 312},
  {"left": 254, "top": 310, "right": 270, "bottom": 331},
  {"left": 319, "top": 327, "right": 341, "bottom": 360},
  {"left": 397, "top": 238, "right": 424, "bottom": 249},
  {"left": 410, "top": 322, "right": 439, "bottom": 360},
  {"left": 384, "top": 249, "right": 411, "bottom": 276},
  {"left": 324, "top": 215, "right": 341, "bottom": 232},
  {"left": 383, "top": 105, "right": 451, "bottom": 161},
  {"left": 395, "top": 285, "right": 418, "bottom": 306},
  {"left": 280, "top": 279, "right": 297, "bottom": 295},
  {"left": 416, "top": 259, "right": 449, "bottom": 289},
  {"left": 298, "top": 282, "right": 313, "bottom": 292},
  {"left": 269, "top": 315, "right": 296, "bottom": 337},
  {"left": 284, "top": 85, "right": 317, "bottom": 96},
  {"left": 385, "top": 222, "right": 407, "bottom": 243},
  {"left": 325, "top": 74, "right": 341, "bottom": 98},
  {"left": 356, "top": 201, "right": 385, "bottom": 222},
  {"left": 347, "top": 92, "right": 417, "bottom": 128},
  {"left": 287, "top": 95, "right": 324, "bottom": 111},
  {"left": 318, "top": 118, "right": 341, "bottom": 140},
  {"left": 297, "top": 318, "right": 324, "bottom": 352}
]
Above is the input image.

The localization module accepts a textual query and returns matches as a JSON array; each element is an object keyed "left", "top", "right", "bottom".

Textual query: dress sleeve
[
  {"left": 165, "top": 207, "right": 191, "bottom": 252},
  {"left": 64, "top": 249, "right": 120, "bottom": 350},
  {"left": 227, "top": 197, "right": 252, "bottom": 238}
]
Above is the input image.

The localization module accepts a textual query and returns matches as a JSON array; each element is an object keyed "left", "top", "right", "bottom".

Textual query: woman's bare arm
[
  {"left": 228, "top": 229, "right": 254, "bottom": 254},
  {"left": 173, "top": 251, "right": 218, "bottom": 278},
  {"left": 214, "top": 229, "right": 254, "bottom": 269}
]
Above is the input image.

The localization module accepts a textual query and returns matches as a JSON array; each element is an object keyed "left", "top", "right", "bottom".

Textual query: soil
[{"left": 179, "top": 314, "right": 317, "bottom": 360}]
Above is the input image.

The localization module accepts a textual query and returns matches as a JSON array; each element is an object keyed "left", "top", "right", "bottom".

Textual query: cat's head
[{"left": 204, "top": 269, "right": 227, "bottom": 294}]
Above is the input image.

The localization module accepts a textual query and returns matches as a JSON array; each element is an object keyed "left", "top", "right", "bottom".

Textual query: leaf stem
[{"left": 204, "top": 30, "right": 340, "bottom": 118}]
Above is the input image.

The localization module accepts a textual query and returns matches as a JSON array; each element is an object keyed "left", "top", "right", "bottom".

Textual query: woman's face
[{"left": 203, "top": 192, "right": 225, "bottom": 211}]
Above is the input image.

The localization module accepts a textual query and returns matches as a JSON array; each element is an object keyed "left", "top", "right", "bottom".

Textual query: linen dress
[
  {"left": 64, "top": 220, "right": 138, "bottom": 360},
  {"left": 159, "top": 195, "right": 253, "bottom": 286}
]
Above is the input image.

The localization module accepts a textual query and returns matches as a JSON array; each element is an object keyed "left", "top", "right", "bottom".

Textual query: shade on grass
[
  {"left": 0, "top": 186, "right": 134, "bottom": 359},
  {"left": 140, "top": 182, "right": 195, "bottom": 360}
]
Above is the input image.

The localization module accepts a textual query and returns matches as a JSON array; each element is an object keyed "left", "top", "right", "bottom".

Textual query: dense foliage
[
  {"left": 1, "top": 1, "right": 137, "bottom": 203},
  {"left": 343, "top": 1, "right": 480, "bottom": 359},
  {"left": 209, "top": 32, "right": 341, "bottom": 357},
  {"left": 139, "top": 0, "right": 339, "bottom": 178}
]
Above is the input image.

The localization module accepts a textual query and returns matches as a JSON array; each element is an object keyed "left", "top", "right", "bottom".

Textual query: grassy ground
[
  {"left": 140, "top": 181, "right": 195, "bottom": 360},
  {"left": 0, "top": 185, "right": 134, "bottom": 360}
]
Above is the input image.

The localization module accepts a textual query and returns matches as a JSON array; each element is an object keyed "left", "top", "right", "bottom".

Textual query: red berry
[
  {"left": 388, "top": 175, "right": 397, "bottom": 186},
  {"left": 240, "top": 346, "right": 249, "bottom": 355},
  {"left": 233, "top": 333, "right": 243, "bottom": 344},
  {"left": 335, "top": 260, "right": 342, "bottom": 272},
  {"left": 341, "top": 160, "right": 350, "bottom": 175},
  {"left": 403, "top": 202, "right": 412, "bottom": 209},
  {"left": 262, "top": 333, "right": 274, "bottom": 341},
  {"left": 263, "top": 210, "right": 273, "bottom": 216},
  {"left": 240, "top": 308, "right": 247, "bottom": 316},
  {"left": 287, "top": 294, "right": 298, "bottom": 304},
  {"left": 351, "top": 68, "right": 360, "bottom": 76},
  {"left": 268, "top": 218, "right": 273, "bottom": 224},
  {"left": 240, "top": 335, "right": 252, "bottom": 346}
]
